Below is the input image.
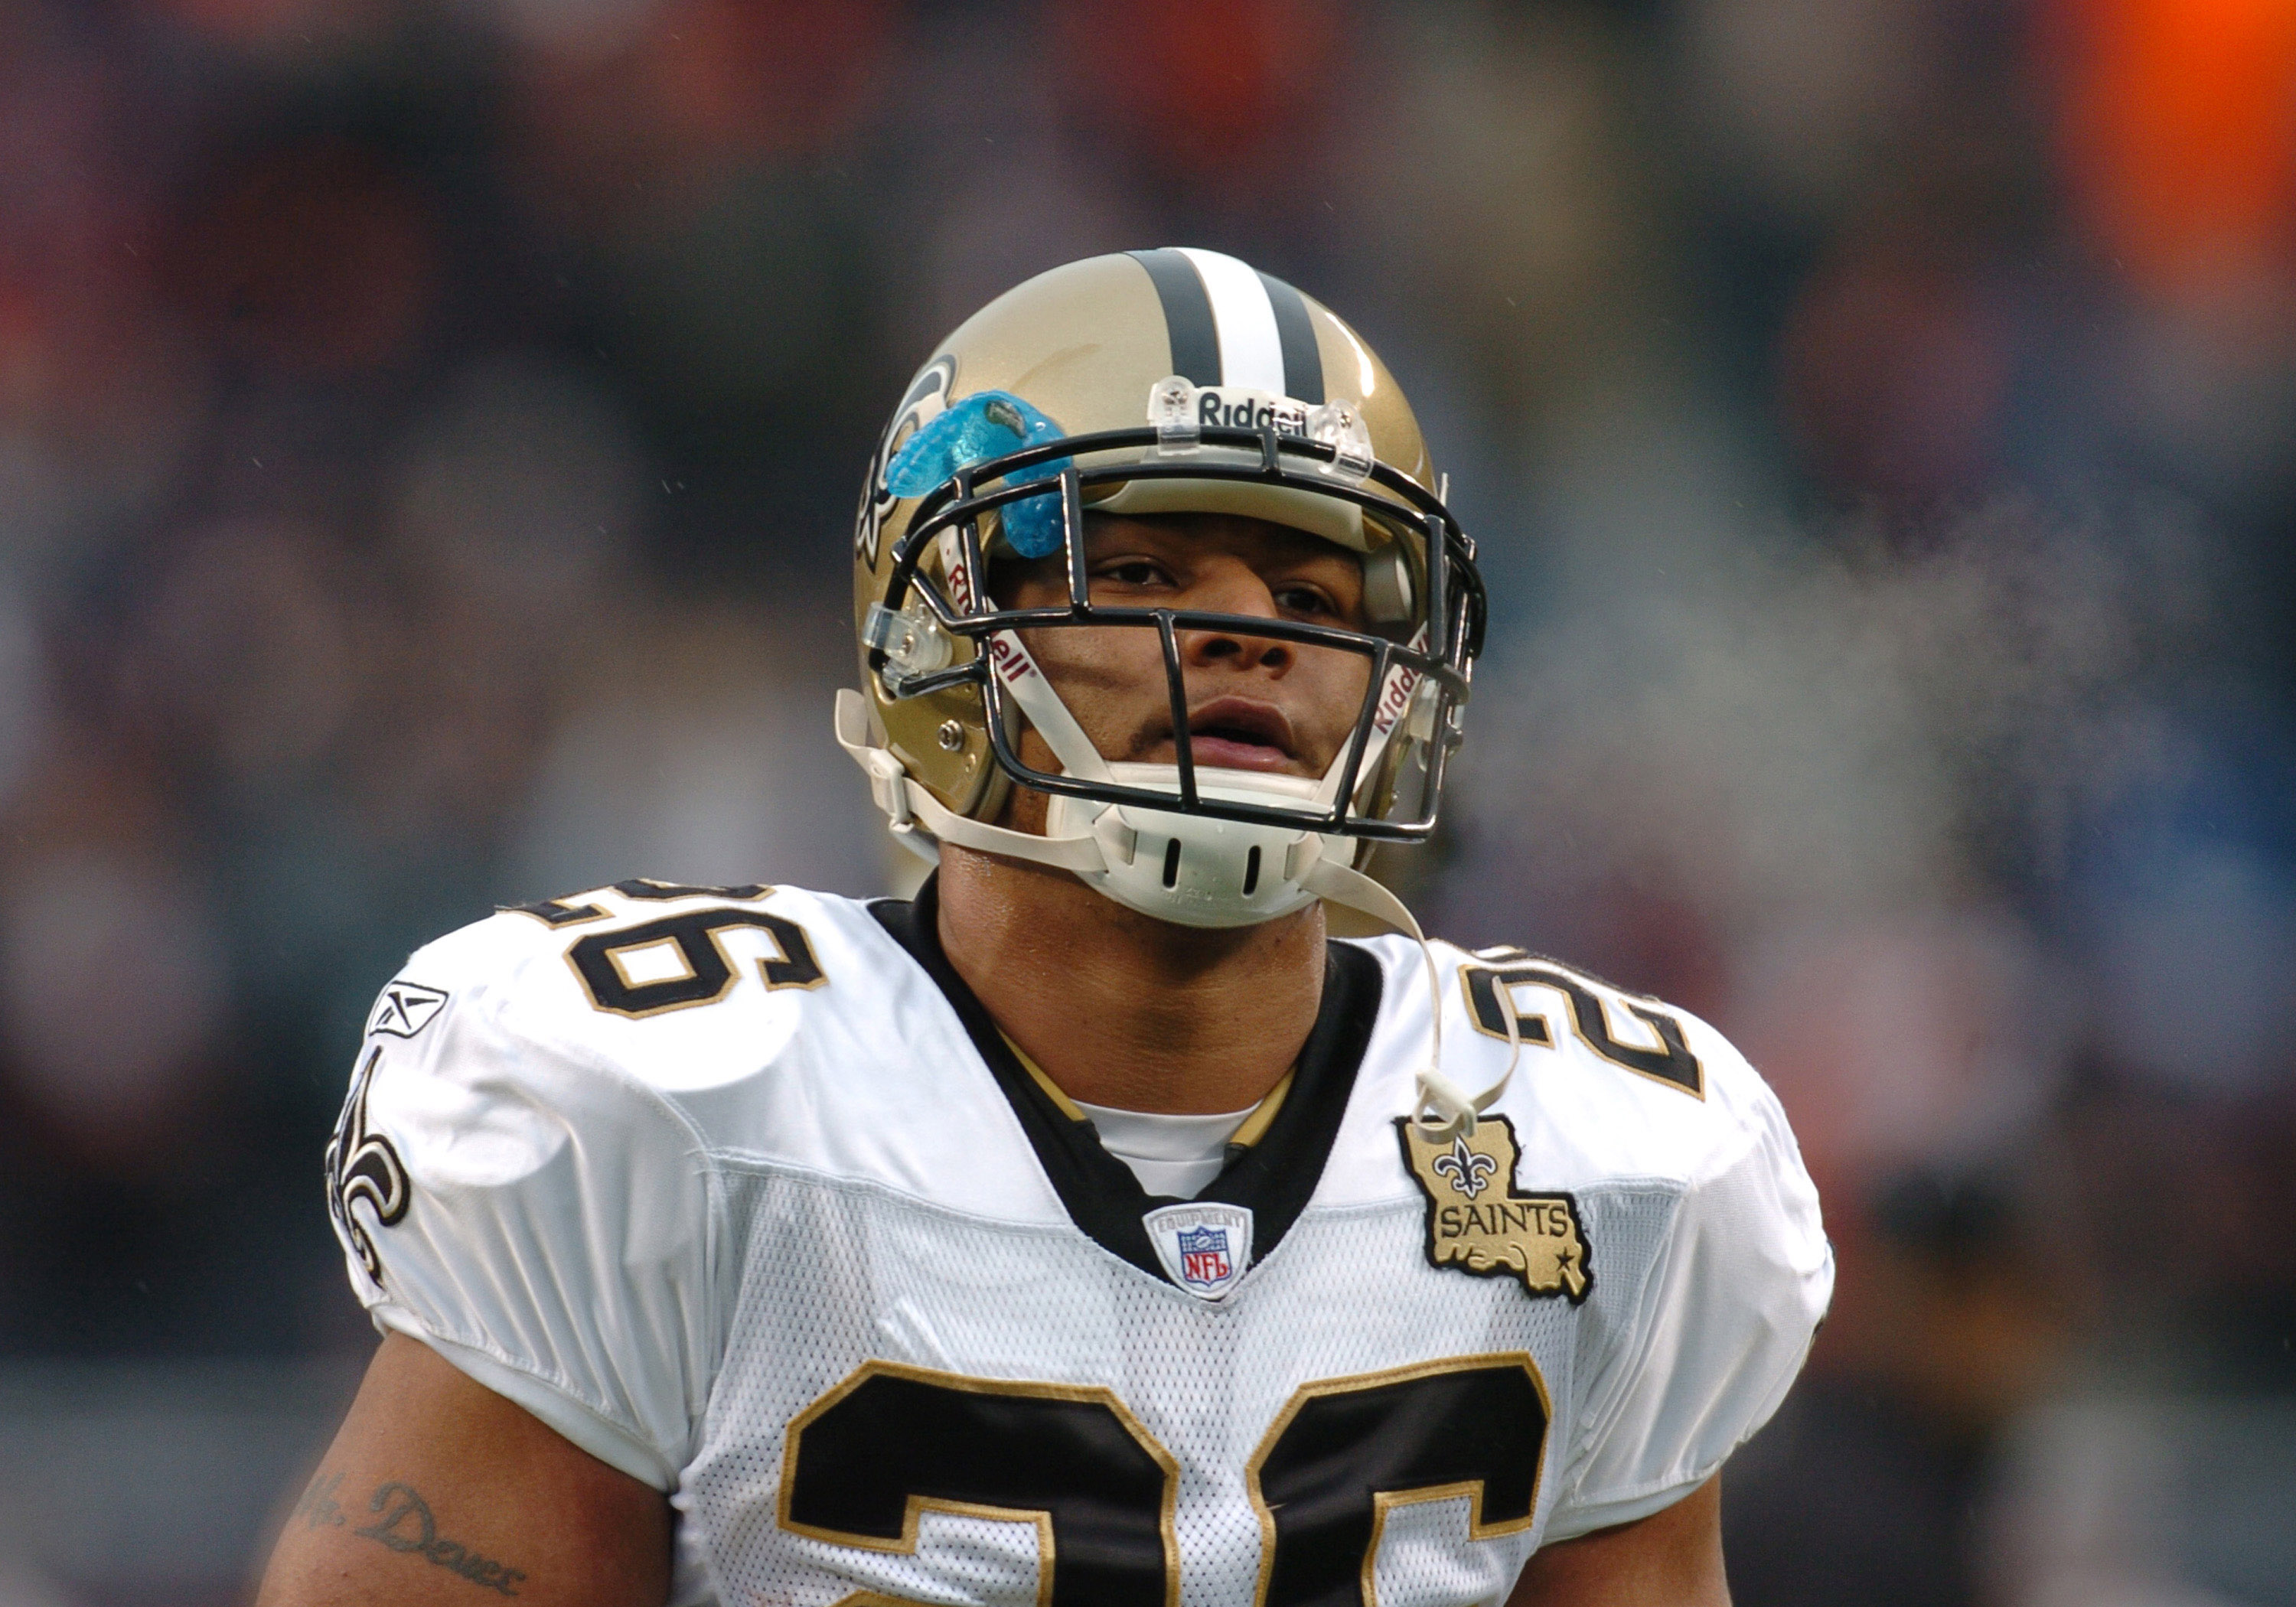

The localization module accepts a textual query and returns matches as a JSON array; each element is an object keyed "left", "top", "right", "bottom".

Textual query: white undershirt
[{"left": 1071, "top": 1100, "right": 1255, "bottom": 1198}]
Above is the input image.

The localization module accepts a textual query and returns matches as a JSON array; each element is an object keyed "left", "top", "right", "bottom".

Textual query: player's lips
[{"left": 1177, "top": 698, "right": 1299, "bottom": 772}]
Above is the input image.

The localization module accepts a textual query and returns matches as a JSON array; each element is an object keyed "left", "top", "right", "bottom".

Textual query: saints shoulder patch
[{"left": 1396, "top": 1116, "right": 1591, "bottom": 1304}]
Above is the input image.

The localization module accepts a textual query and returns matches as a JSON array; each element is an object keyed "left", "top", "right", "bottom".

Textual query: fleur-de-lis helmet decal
[{"left": 1429, "top": 1136, "right": 1499, "bottom": 1199}]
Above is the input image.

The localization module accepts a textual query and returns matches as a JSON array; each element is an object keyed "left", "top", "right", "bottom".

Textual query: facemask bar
[
  {"left": 868, "top": 421, "right": 1486, "bottom": 842},
  {"left": 975, "top": 611, "right": 1417, "bottom": 833}
]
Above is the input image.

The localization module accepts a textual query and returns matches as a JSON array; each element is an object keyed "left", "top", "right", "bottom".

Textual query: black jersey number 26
[{"left": 780, "top": 1354, "right": 1551, "bottom": 1607}]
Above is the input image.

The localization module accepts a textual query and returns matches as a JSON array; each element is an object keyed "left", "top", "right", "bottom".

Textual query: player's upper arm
[
  {"left": 1508, "top": 1475, "right": 1727, "bottom": 1607},
  {"left": 1545, "top": 1025, "right": 1833, "bottom": 1542},
  {"left": 324, "top": 920, "right": 728, "bottom": 1492},
  {"left": 257, "top": 1332, "right": 673, "bottom": 1607},
  {"left": 274, "top": 914, "right": 730, "bottom": 1603}
]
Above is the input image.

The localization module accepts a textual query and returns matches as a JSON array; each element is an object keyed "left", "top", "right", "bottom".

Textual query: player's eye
[
  {"left": 1094, "top": 558, "right": 1173, "bottom": 589},
  {"left": 1274, "top": 582, "right": 1340, "bottom": 618}
]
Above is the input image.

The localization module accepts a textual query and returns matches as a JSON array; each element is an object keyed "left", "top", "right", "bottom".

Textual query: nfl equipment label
[
  {"left": 1397, "top": 1116, "right": 1592, "bottom": 1303},
  {"left": 1143, "top": 1202, "right": 1253, "bottom": 1300}
]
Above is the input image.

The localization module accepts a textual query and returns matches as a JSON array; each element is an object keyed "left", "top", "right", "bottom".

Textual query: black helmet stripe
[
  {"left": 1129, "top": 249, "right": 1223, "bottom": 387},
  {"left": 1130, "top": 248, "right": 1327, "bottom": 405},
  {"left": 1257, "top": 271, "right": 1324, "bottom": 406}
]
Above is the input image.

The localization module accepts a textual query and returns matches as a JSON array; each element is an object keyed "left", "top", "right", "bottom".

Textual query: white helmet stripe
[{"left": 1175, "top": 248, "right": 1287, "bottom": 397}]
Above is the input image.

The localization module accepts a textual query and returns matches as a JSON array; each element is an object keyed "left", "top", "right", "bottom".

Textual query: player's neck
[{"left": 935, "top": 846, "right": 1325, "bottom": 1116}]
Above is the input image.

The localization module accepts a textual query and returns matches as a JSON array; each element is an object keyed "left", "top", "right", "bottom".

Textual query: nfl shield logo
[
  {"left": 1143, "top": 1202, "right": 1254, "bottom": 1302},
  {"left": 1177, "top": 1226, "right": 1231, "bottom": 1289}
]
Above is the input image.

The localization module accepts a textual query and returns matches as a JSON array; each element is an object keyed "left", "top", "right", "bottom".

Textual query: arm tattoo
[
  {"left": 351, "top": 1480, "right": 528, "bottom": 1596},
  {"left": 294, "top": 1471, "right": 347, "bottom": 1530}
]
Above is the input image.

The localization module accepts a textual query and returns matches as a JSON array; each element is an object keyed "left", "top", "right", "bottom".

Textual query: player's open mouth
[{"left": 1180, "top": 698, "right": 1298, "bottom": 772}]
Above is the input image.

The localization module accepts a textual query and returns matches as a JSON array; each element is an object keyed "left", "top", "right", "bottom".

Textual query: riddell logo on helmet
[
  {"left": 1195, "top": 387, "right": 1310, "bottom": 438},
  {"left": 1372, "top": 664, "right": 1422, "bottom": 735},
  {"left": 985, "top": 634, "right": 1035, "bottom": 683},
  {"left": 944, "top": 555, "right": 1038, "bottom": 683},
  {"left": 944, "top": 549, "right": 981, "bottom": 612}
]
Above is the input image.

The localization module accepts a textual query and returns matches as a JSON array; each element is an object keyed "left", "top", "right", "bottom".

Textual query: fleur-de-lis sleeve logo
[
  {"left": 326, "top": 1045, "right": 410, "bottom": 1284},
  {"left": 1430, "top": 1136, "right": 1499, "bottom": 1198}
]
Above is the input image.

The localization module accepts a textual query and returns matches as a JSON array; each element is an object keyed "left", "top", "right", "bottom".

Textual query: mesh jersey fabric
[{"left": 329, "top": 880, "right": 1833, "bottom": 1606}]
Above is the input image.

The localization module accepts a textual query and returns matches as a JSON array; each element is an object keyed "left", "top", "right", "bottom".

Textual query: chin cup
[{"left": 1043, "top": 766, "right": 1358, "bottom": 930}]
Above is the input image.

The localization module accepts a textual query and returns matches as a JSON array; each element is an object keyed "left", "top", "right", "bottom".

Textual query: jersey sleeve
[
  {"left": 326, "top": 933, "right": 722, "bottom": 1491},
  {"left": 1542, "top": 1050, "right": 1833, "bottom": 1541}
]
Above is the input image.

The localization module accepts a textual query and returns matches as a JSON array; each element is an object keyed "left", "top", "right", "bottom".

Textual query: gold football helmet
[{"left": 835, "top": 248, "right": 1486, "bottom": 934}]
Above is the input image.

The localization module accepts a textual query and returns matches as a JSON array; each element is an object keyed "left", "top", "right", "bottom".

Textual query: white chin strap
[{"left": 834, "top": 685, "right": 1515, "bottom": 1139}]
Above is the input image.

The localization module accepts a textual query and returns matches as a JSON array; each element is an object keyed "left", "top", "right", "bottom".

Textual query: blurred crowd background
[{"left": 0, "top": 0, "right": 2291, "bottom": 1602}]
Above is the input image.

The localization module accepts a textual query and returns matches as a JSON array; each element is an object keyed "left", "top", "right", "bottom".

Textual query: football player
[{"left": 261, "top": 250, "right": 1831, "bottom": 1607}]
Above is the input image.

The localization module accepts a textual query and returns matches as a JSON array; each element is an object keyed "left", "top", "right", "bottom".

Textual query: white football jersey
[{"left": 328, "top": 878, "right": 1831, "bottom": 1607}]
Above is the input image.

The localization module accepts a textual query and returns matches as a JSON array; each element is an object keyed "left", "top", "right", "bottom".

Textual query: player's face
[{"left": 996, "top": 512, "right": 1372, "bottom": 781}]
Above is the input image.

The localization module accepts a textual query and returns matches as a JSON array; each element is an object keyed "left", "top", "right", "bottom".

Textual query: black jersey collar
[{"left": 869, "top": 875, "right": 1383, "bottom": 1288}]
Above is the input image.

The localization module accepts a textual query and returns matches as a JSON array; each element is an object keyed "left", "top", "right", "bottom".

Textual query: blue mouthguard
[{"left": 884, "top": 390, "right": 1073, "bottom": 558}]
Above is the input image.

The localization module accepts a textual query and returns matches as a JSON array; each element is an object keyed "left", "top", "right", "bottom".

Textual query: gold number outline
[{"left": 565, "top": 905, "right": 825, "bottom": 1019}]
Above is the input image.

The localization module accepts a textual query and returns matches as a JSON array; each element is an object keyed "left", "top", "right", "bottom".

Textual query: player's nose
[{"left": 1179, "top": 559, "right": 1290, "bottom": 671}]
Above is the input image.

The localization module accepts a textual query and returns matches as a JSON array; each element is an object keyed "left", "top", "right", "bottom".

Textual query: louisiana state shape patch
[{"left": 1396, "top": 1116, "right": 1591, "bottom": 1304}]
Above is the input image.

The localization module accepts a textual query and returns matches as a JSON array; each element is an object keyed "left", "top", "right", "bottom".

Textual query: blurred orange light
[
  {"left": 1053, "top": 0, "right": 1341, "bottom": 178},
  {"left": 509, "top": 0, "right": 895, "bottom": 231},
  {"left": 2056, "top": 0, "right": 2296, "bottom": 299},
  {"left": 644, "top": 0, "right": 894, "bottom": 158}
]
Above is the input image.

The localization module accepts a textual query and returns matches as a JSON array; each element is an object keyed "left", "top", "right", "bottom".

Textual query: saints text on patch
[{"left": 1396, "top": 1116, "right": 1592, "bottom": 1303}]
